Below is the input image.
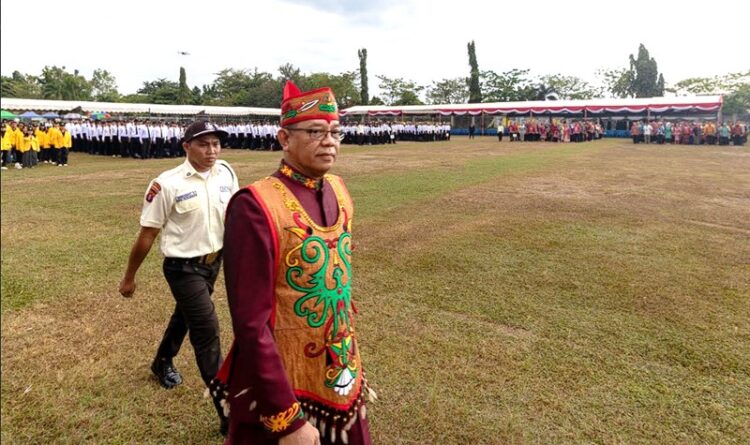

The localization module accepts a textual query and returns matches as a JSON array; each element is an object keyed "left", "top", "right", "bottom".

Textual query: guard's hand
[
  {"left": 279, "top": 422, "right": 320, "bottom": 445},
  {"left": 119, "top": 276, "right": 136, "bottom": 298}
]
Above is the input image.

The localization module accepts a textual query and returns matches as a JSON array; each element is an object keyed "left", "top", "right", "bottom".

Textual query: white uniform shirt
[{"left": 140, "top": 159, "right": 240, "bottom": 258}]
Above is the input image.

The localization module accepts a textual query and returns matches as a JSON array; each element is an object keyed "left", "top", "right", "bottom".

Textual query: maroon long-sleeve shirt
[{"left": 222, "top": 166, "right": 340, "bottom": 438}]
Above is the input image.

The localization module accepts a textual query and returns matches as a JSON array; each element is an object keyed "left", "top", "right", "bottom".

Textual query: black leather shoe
[{"left": 151, "top": 358, "right": 183, "bottom": 389}]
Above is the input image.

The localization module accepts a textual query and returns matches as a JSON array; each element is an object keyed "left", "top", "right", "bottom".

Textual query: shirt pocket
[{"left": 175, "top": 190, "right": 200, "bottom": 213}]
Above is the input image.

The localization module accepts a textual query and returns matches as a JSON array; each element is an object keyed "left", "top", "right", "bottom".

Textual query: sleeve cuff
[{"left": 261, "top": 402, "right": 306, "bottom": 438}]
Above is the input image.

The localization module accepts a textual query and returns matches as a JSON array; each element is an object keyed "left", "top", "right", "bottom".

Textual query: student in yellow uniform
[
  {"left": 1, "top": 125, "right": 12, "bottom": 170},
  {"left": 36, "top": 124, "right": 50, "bottom": 164},
  {"left": 20, "top": 126, "right": 39, "bottom": 169},
  {"left": 47, "top": 122, "right": 62, "bottom": 165},
  {"left": 58, "top": 122, "right": 72, "bottom": 166},
  {"left": 8, "top": 121, "right": 24, "bottom": 168},
  {"left": 31, "top": 125, "right": 40, "bottom": 167}
]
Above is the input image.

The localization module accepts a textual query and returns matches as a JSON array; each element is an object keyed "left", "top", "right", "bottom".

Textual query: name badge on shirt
[{"left": 176, "top": 190, "right": 198, "bottom": 202}]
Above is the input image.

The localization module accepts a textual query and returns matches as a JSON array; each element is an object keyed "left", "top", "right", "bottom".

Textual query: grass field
[{"left": 2, "top": 137, "right": 749, "bottom": 444}]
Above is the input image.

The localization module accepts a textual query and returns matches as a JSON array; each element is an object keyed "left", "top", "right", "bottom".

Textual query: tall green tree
[
  {"left": 629, "top": 44, "right": 663, "bottom": 97},
  {"left": 467, "top": 40, "right": 482, "bottom": 103},
  {"left": 177, "top": 67, "right": 190, "bottom": 104},
  {"left": 358, "top": 48, "right": 369, "bottom": 105},
  {"left": 90, "top": 69, "right": 120, "bottom": 102},
  {"left": 597, "top": 45, "right": 664, "bottom": 98},
  {"left": 426, "top": 77, "right": 469, "bottom": 104}
]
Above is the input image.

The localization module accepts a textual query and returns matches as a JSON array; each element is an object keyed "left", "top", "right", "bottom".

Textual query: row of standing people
[
  {"left": 1, "top": 120, "right": 72, "bottom": 169},
  {"left": 492, "top": 120, "right": 604, "bottom": 142},
  {"left": 61, "top": 120, "right": 285, "bottom": 154},
  {"left": 630, "top": 120, "right": 747, "bottom": 146},
  {"left": 340, "top": 122, "right": 452, "bottom": 145}
]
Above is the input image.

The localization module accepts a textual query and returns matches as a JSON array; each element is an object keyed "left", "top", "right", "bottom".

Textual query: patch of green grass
[{"left": 2, "top": 139, "right": 750, "bottom": 444}]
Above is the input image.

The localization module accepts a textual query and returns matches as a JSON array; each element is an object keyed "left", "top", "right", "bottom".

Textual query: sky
[{"left": 2, "top": 0, "right": 748, "bottom": 98}]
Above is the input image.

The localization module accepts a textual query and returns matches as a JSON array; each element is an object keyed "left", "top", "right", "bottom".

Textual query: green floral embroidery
[{"left": 287, "top": 233, "right": 352, "bottom": 334}]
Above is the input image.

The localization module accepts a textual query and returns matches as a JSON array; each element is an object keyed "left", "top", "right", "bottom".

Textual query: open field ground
[{"left": 2, "top": 137, "right": 749, "bottom": 444}]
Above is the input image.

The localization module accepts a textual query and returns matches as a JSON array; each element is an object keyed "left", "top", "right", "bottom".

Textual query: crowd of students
[
  {"left": 4, "top": 115, "right": 746, "bottom": 171},
  {"left": 629, "top": 120, "right": 747, "bottom": 146},
  {"left": 1, "top": 120, "right": 72, "bottom": 169},
  {"left": 340, "top": 122, "right": 451, "bottom": 144}
]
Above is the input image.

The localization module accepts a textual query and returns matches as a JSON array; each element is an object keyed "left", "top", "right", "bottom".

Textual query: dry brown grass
[{"left": 2, "top": 138, "right": 749, "bottom": 444}]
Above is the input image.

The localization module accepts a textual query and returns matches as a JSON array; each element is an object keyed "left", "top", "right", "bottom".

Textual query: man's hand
[
  {"left": 279, "top": 422, "right": 320, "bottom": 445},
  {"left": 119, "top": 276, "right": 136, "bottom": 298}
]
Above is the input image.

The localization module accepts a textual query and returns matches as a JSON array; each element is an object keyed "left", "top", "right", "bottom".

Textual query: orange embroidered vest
[{"left": 250, "top": 174, "right": 366, "bottom": 428}]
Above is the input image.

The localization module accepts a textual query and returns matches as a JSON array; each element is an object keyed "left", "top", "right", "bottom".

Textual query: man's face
[
  {"left": 279, "top": 119, "right": 341, "bottom": 179},
  {"left": 183, "top": 134, "right": 221, "bottom": 172}
]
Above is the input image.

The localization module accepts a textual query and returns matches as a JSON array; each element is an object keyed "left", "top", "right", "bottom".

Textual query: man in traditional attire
[{"left": 217, "top": 81, "right": 373, "bottom": 445}]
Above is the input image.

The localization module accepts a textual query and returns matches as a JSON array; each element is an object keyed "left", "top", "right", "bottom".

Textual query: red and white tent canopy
[{"left": 339, "top": 96, "right": 723, "bottom": 117}]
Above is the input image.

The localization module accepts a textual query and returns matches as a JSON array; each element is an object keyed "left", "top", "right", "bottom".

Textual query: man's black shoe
[{"left": 151, "top": 358, "right": 183, "bottom": 389}]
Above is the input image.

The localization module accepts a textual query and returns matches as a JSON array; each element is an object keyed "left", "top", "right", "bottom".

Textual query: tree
[
  {"left": 138, "top": 78, "right": 180, "bottom": 104},
  {"left": 629, "top": 44, "right": 664, "bottom": 97},
  {"left": 597, "top": 45, "right": 664, "bottom": 98},
  {"left": 375, "top": 75, "right": 424, "bottom": 106},
  {"left": 306, "top": 71, "right": 361, "bottom": 108},
  {"left": 191, "top": 86, "right": 203, "bottom": 105},
  {"left": 204, "top": 68, "right": 279, "bottom": 107},
  {"left": 177, "top": 67, "right": 190, "bottom": 104},
  {"left": 1, "top": 71, "right": 42, "bottom": 98},
  {"left": 369, "top": 96, "right": 385, "bottom": 106},
  {"left": 668, "top": 70, "right": 750, "bottom": 119},
  {"left": 358, "top": 48, "right": 369, "bottom": 105},
  {"left": 723, "top": 83, "right": 750, "bottom": 120},
  {"left": 39, "top": 66, "right": 91, "bottom": 100},
  {"left": 467, "top": 40, "right": 482, "bottom": 103},
  {"left": 90, "top": 69, "right": 120, "bottom": 102},
  {"left": 480, "top": 69, "right": 537, "bottom": 102},
  {"left": 278, "top": 63, "right": 303, "bottom": 85},
  {"left": 537, "top": 74, "right": 600, "bottom": 100},
  {"left": 596, "top": 67, "right": 635, "bottom": 98},
  {"left": 426, "top": 77, "right": 469, "bottom": 104}
]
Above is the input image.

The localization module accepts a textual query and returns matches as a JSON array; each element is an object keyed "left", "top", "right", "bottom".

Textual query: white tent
[
  {"left": 0, "top": 98, "right": 279, "bottom": 117},
  {"left": 339, "top": 95, "right": 723, "bottom": 117}
]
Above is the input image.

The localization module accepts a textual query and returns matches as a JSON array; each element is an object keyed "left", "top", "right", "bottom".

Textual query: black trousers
[
  {"left": 157, "top": 257, "right": 222, "bottom": 386},
  {"left": 59, "top": 148, "right": 69, "bottom": 165}
]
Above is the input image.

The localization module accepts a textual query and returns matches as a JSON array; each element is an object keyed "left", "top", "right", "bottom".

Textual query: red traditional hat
[{"left": 280, "top": 80, "right": 338, "bottom": 127}]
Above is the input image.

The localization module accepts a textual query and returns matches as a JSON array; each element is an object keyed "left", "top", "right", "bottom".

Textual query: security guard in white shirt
[{"left": 118, "top": 121, "right": 239, "bottom": 435}]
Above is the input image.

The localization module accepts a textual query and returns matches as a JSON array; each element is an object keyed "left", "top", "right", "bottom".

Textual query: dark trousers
[
  {"left": 157, "top": 257, "right": 223, "bottom": 386},
  {"left": 58, "top": 148, "right": 69, "bottom": 165}
]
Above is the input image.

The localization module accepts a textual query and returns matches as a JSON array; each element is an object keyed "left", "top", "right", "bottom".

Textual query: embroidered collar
[{"left": 278, "top": 161, "right": 323, "bottom": 190}]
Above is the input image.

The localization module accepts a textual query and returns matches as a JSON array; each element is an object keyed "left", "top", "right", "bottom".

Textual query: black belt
[{"left": 166, "top": 250, "right": 222, "bottom": 266}]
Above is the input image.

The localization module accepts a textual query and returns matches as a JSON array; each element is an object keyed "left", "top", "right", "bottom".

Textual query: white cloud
[{"left": 2, "top": 0, "right": 748, "bottom": 97}]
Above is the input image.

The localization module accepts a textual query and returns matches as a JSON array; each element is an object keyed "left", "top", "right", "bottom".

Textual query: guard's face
[
  {"left": 184, "top": 134, "right": 221, "bottom": 172},
  {"left": 279, "top": 119, "right": 340, "bottom": 179}
]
